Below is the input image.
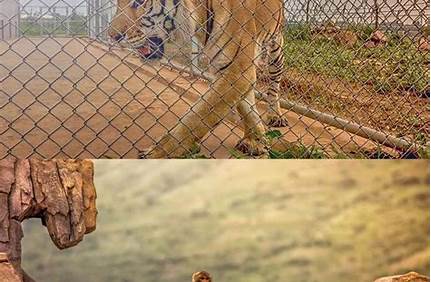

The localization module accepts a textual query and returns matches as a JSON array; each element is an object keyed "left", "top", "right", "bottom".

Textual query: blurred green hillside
[{"left": 22, "top": 160, "right": 429, "bottom": 282}]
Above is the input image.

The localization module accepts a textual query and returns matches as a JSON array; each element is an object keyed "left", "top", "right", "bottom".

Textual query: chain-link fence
[{"left": 0, "top": 0, "right": 429, "bottom": 158}]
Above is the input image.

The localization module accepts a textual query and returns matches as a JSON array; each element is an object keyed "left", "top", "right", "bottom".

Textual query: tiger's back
[{"left": 184, "top": 0, "right": 284, "bottom": 50}]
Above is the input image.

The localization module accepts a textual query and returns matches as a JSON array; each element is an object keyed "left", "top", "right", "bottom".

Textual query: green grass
[
  {"left": 20, "top": 16, "right": 88, "bottom": 36},
  {"left": 21, "top": 160, "right": 429, "bottom": 282},
  {"left": 226, "top": 130, "right": 326, "bottom": 159},
  {"left": 283, "top": 24, "right": 430, "bottom": 94},
  {"left": 265, "top": 130, "right": 325, "bottom": 159},
  {"left": 268, "top": 144, "right": 325, "bottom": 159},
  {"left": 181, "top": 143, "right": 210, "bottom": 159}
]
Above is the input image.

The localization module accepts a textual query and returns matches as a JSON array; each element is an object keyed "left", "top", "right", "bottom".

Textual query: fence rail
[{"left": 0, "top": 0, "right": 429, "bottom": 158}]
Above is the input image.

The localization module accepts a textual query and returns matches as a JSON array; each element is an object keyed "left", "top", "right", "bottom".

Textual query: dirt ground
[
  {"left": 0, "top": 37, "right": 393, "bottom": 158},
  {"left": 275, "top": 70, "right": 430, "bottom": 140}
]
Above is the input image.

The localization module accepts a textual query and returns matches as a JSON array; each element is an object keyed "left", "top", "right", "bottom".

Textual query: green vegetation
[
  {"left": 227, "top": 130, "right": 326, "bottom": 159},
  {"left": 181, "top": 143, "right": 210, "bottom": 159},
  {"left": 283, "top": 24, "right": 430, "bottom": 94},
  {"left": 22, "top": 160, "right": 429, "bottom": 282},
  {"left": 268, "top": 144, "right": 325, "bottom": 159},
  {"left": 418, "top": 145, "right": 431, "bottom": 159},
  {"left": 20, "top": 14, "right": 87, "bottom": 36},
  {"left": 266, "top": 130, "right": 325, "bottom": 159}
]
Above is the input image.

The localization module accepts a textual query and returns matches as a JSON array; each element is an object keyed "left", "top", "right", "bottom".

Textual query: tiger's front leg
[
  {"left": 141, "top": 38, "right": 258, "bottom": 158},
  {"left": 141, "top": 70, "right": 256, "bottom": 158},
  {"left": 235, "top": 91, "right": 268, "bottom": 156}
]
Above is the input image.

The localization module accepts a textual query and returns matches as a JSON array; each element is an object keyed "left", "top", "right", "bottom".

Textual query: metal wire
[{"left": 0, "top": 0, "right": 429, "bottom": 158}]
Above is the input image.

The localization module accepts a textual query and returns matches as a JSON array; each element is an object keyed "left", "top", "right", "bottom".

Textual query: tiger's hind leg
[{"left": 265, "top": 34, "right": 289, "bottom": 127}]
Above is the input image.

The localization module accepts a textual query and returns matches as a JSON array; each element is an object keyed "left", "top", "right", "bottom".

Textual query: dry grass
[{"left": 21, "top": 160, "right": 429, "bottom": 282}]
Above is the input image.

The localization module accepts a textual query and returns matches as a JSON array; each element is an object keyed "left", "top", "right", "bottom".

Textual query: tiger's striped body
[
  {"left": 191, "top": 30, "right": 287, "bottom": 127},
  {"left": 109, "top": 0, "right": 288, "bottom": 158}
]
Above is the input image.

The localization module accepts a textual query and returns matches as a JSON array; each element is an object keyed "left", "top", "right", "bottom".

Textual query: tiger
[{"left": 108, "top": 0, "right": 288, "bottom": 158}]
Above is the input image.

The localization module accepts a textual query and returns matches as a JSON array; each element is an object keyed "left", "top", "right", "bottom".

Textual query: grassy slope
[{"left": 22, "top": 160, "right": 429, "bottom": 282}]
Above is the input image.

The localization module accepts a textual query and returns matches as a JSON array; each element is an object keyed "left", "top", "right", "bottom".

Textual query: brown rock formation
[
  {"left": 418, "top": 37, "right": 430, "bottom": 52},
  {"left": 365, "top": 30, "right": 389, "bottom": 48},
  {"left": 335, "top": 30, "right": 358, "bottom": 48},
  {"left": 0, "top": 159, "right": 97, "bottom": 282},
  {"left": 375, "top": 272, "right": 430, "bottom": 282},
  {"left": 313, "top": 22, "right": 358, "bottom": 48}
]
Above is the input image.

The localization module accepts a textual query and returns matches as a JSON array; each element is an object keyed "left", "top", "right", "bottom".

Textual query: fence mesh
[{"left": 0, "top": 0, "right": 429, "bottom": 158}]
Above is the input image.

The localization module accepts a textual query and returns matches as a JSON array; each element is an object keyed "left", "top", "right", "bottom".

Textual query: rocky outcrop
[
  {"left": 364, "top": 30, "right": 389, "bottom": 48},
  {"left": 313, "top": 22, "right": 358, "bottom": 48},
  {"left": 418, "top": 37, "right": 430, "bottom": 52},
  {"left": 375, "top": 272, "right": 430, "bottom": 282},
  {"left": 0, "top": 159, "right": 97, "bottom": 282}
]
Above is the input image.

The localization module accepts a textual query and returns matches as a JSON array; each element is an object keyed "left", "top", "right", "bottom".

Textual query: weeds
[
  {"left": 228, "top": 130, "right": 326, "bottom": 159},
  {"left": 181, "top": 144, "right": 210, "bottom": 159},
  {"left": 266, "top": 130, "right": 325, "bottom": 159},
  {"left": 283, "top": 24, "right": 430, "bottom": 95}
]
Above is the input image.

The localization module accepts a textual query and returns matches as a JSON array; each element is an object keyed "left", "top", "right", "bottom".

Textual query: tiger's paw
[
  {"left": 139, "top": 134, "right": 198, "bottom": 159},
  {"left": 139, "top": 144, "right": 183, "bottom": 159},
  {"left": 139, "top": 137, "right": 179, "bottom": 159},
  {"left": 139, "top": 146, "right": 165, "bottom": 159},
  {"left": 266, "top": 114, "right": 289, "bottom": 127},
  {"left": 235, "top": 137, "right": 268, "bottom": 156}
]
